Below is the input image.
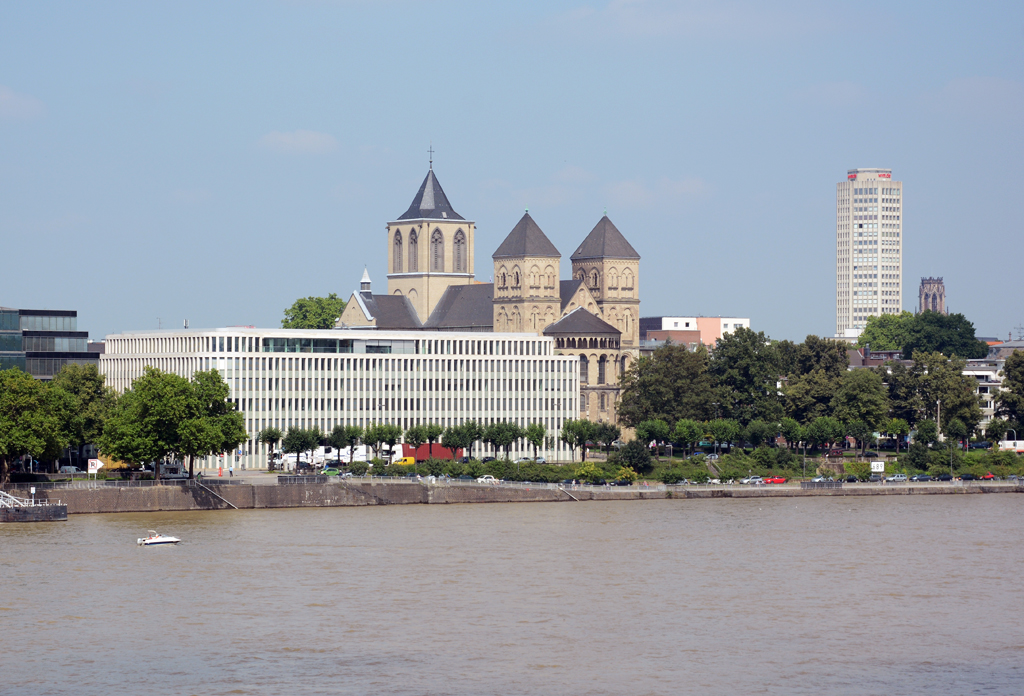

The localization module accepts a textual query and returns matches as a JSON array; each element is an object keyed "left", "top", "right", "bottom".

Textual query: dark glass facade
[{"left": 0, "top": 307, "right": 98, "bottom": 379}]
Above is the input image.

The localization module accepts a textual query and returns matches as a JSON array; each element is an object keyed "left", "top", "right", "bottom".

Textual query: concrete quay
[{"left": 4, "top": 479, "right": 1021, "bottom": 515}]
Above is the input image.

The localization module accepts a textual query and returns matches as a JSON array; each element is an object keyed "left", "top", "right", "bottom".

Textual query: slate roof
[
  {"left": 570, "top": 215, "right": 640, "bottom": 260},
  {"left": 424, "top": 284, "right": 495, "bottom": 331},
  {"left": 559, "top": 279, "right": 586, "bottom": 312},
  {"left": 543, "top": 307, "right": 620, "bottom": 336},
  {"left": 492, "top": 212, "right": 561, "bottom": 259},
  {"left": 396, "top": 169, "right": 465, "bottom": 221},
  {"left": 355, "top": 292, "right": 423, "bottom": 330}
]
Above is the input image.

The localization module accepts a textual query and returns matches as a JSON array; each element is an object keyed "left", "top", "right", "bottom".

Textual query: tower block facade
[
  {"left": 387, "top": 169, "right": 475, "bottom": 323},
  {"left": 570, "top": 216, "right": 641, "bottom": 348},
  {"left": 492, "top": 213, "right": 562, "bottom": 333}
]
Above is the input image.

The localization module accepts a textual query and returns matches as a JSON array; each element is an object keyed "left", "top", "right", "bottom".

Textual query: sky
[{"left": 2, "top": 0, "right": 1022, "bottom": 343}]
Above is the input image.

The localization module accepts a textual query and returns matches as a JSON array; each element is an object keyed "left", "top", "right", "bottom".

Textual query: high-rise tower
[{"left": 836, "top": 168, "right": 903, "bottom": 336}]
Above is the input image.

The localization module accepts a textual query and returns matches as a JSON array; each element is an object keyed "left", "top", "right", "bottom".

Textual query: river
[{"left": 2, "top": 496, "right": 1022, "bottom": 695}]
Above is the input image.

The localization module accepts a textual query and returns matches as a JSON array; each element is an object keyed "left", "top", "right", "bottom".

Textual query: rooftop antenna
[
  {"left": 183, "top": 319, "right": 189, "bottom": 329},
  {"left": 428, "top": 142, "right": 433, "bottom": 170},
  {"left": 1015, "top": 324, "right": 1024, "bottom": 341}
]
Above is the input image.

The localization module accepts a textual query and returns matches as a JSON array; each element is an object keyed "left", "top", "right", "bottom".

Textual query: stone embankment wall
[{"left": 12, "top": 481, "right": 1022, "bottom": 515}]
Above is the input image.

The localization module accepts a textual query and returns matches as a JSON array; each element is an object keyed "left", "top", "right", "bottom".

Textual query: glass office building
[{"left": 0, "top": 307, "right": 99, "bottom": 378}]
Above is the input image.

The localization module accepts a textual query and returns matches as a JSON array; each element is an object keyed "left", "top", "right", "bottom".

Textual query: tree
[
  {"left": 363, "top": 423, "right": 384, "bottom": 460},
  {"left": 672, "top": 418, "right": 703, "bottom": 456},
  {"left": 744, "top": 420, "right": 776, "bottom": 449},
  {"left": 617, "top": 343, "right": 716, "bottom": 427},
  {"left": 887, "top": 418, "right": 910, "bottom": 453},
  {"left": 282, "top": 428, "right": 309, "bottom": 469},
  {"left": 306, "top": 425, "right": 325, "bottom": 466},
  {"left": 328, "top": 424, "right": 348, "bottom": 465},
  {"left": 442, "top": 425, "right": 469, "bottom": 458},
  {"left": 99, "top": 367, "right": 195, "bottom": 480},
  {"left": 831, "top": 369, "right": 889, "bottom": 432},
  {"left": 779, "top": 417, "right": 803, "bottom": 450},
  {"left": 403, "top": 424, "right": 426, "bottom": 460},
  {"left": 178, "top": 369, "right": 247, "bottom": 479},
  {"left": 901, "top": 311, "right": 988, "bottom": 359},
  {"left": 846, "top": 419, "right": 872, "bottom": 454},
  {"left": 708, "top": 327, "right": 783, "bottom": 424},
  {"left": 996, "top": 351, "right": 1024, "bottom": 425},
  {"left": 560, "top": 420, "right": 581, "bottom": 461},
  {"left": 594, "top": 422, "right": 621, "bottom": 454},
  {"left": 985, "top": 418, "right": 1010, "bottom": 443},
  {"left": 945, "top": 417, "right": 968, "bottom": 449},
  {"left": 423, "top": 423, "right": 444, "bottom": 458},
  {"left": 51, "top": 363, "right": 115, "bottom": 469},
  {"left": 0, "top": 369, "right": 71, "bottom": 485},
  {"left": 559, "top": 419, "right": 595, "bottom": 462},
  {"left": 281, "top": 293, "right": 346, "bottom": 329},
  {"left": 635, "top": 419, "right": 670, "bottom": 459},
  {"left": 805, "top": 416, "right": 845, "bottom": 451},
  {"left": 880, "top": 361, "right": 923, "bottom": 426},
  {"left": 794, "top": 335, "right": 850, "bottom": 378},
  {"left": 378, "top": 424, "right": 402, "bottom": 459},
  {"left": 524, "top": 422, "right": 547, "bottom": 459},
  {"left": 707, "top": 418, "right": 742, "bottom": 452},
  {"left": 460, "top": 420, "right": 484, "bottom": 460},
  {"left": 258, "top": 426, "right": 283, "bottom": 469},
  {"left": 913, "top": 352, "right": 983, "bottom": 435},
  {"left": 484, "top": 420, "right": 522, "bottom": 459},
  {"left": 783, "top": 369, "right": 840, "bottom": 424},
  {"left": 915, "top": 419, "right": 939, "bottom": 446},
  {"left": 858, "top": 311, "right": 914, "bottom": 351},
  {"left": 619, "top": 439, "right": 652, "bottom": 474},
  {"left": 345, "top": 424, "right": 364, "bottom": 464}
]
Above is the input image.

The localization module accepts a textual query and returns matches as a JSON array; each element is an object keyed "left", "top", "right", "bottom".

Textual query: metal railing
[{"left": 3, "top": 478, "right": 249, "bottom": 491}]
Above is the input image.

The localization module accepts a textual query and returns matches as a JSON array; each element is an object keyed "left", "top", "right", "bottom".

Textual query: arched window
[
  {"left": 431, "top": 230, "right": 444, "bottom": 272},
  {"left": 501, "top": 273, "right": 507, "bottom": 288},
  {"left": 599, "top": 393, "right": 606, "bottom": 411},
  {"left": 591, "top": 270, "right": 599, "bottom": 288},
  {"left": 598, "top": 355, "right": 607, "bottom": 384},
  {"left": 408, "top": 231, "right": 418, "bottom": 272},
  {"left": 624, "top": 312, "right": 632, "bottom": 337},
  {"left": 453, "top": 230, "right": 466, "bottom": 273},
  {"left": 393, "top": 231, "right": 403, "bottom": 273},
  {"left": 579, "top": 355, "right": 589, "bottom": 384},
  {"left": 514, "top": 271, "right": 520, "bottom": 287},
  {"left": 576, "top": 269, "right": 585, "bottom": 281}
]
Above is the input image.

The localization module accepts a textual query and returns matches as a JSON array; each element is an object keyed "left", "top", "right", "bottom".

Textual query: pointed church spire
[
  {"left": 360, "top": 266, "right": 371, "bottom": 292},
  {"left": 396, "top": 168, "right": 464, "bottom": 221}
]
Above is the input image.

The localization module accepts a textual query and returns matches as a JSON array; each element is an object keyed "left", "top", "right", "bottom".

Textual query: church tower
[
  {"left": 492, "top": 212, "right": 561, "bottom": 333},
  {"left": 570, "top": 216, "right": 641, "bottom": 347},
  {"left": 387, "top": 167, "right": 475, "bottom": 323}
]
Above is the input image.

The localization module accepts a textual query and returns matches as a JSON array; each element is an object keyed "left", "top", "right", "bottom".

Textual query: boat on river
[{"left": 137, "top": 530, "right": 181, "bottom": 546}]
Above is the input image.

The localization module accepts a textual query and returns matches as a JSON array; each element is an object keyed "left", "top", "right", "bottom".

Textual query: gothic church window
[
  {"left": 431, "top": 230, "right": 444, "bottom": 272},
  {"left": 393, "top": 231, "right": 403, "bottom": 273},
  {"left": 579, "top": 355, "right": 589, "bottom": 384},
  {"left": 454, "top": 230, "right": 466, "bottom": 273},
  {"left": 408, "top": 231, "right": 418, "bottom": 272},
  {"left": 598, "top": 355, "right": 607, "bottom": 384}
]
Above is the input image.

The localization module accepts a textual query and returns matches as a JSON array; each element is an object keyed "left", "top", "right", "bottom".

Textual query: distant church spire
[{"left": 428, "top": 142, "right": 434, "bottom": 170}]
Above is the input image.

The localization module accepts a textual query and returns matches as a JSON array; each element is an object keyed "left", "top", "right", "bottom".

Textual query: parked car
[
  {"left": 59, "top": 465, "right": 81, "bottom": 474},
  {"left": 534, "top": 457, "right": 546, "bottom": 464},
  {"left": 458, "top": 475, "right": 474, "bottom": 481},
  {"left": 846, "top": 475, "right": 859, "bottom": 483},
  {"left": 959, "top": 473, "right": 977, "bottom": 481},
  {"left": 937, "top": 473, "right": 954, "bottom": 481},
  {"left": 869, "top": 473, "right": 883, "bottom": 482},
  {"left": 514, "top": 457, "right": 533, "bottom": 464},
  {"left": 610, "top": 479, "right": 633, "bottom": 486},
  {"left": 764, "top": 476, "right": 787, "bottom": 484},
  {"left": 910, "top": 474, "right": 932, "bottom": 482},
  {"left": 887, "top": 474, "right": 908, "bottom": 483},
  {"left": 481, "top": 457, "right": 496, "bottom": 463},
  {"left": 740, "top": 475, "right": 764, "bottom": 485},
  {"left": 706, "top": 453, "right": 720, "bottom": 461},
  {"left": 970, "top": 441, "right": 991, "bottom": 449},
  {"left": 827, "top": 449, "right": 845, "bottom": 457},
  {"left": 979, "top": 472, "right": 997, "bottom": 480},
  {"left": 476, "top": 475, "right": 499, "bottom": 484},
  {"left": 340, "top": 472, "right": 354, "bottom": 478},
  {"left": 811, "top": 476, "right": 833, "bottom": 483},
  {"left": 862, "top": 451, "right": 879, "bottom": 458},
  {"left": 322, "top": 467, "right": 340, "bottom": 477}
]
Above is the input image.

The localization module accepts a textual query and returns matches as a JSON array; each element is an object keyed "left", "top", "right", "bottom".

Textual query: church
[{"left": 338, "top": 166, "right": 642, "bottom": 425}]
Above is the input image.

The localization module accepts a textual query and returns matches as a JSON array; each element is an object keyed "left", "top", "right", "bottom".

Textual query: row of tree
[{"left": 618, "top": 327, "right": 1017, "bottom": 439}]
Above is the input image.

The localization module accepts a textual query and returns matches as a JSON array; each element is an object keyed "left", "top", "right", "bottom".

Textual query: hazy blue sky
[{"left": 2, "top": 1, "right": 1022, "bottom": 342}]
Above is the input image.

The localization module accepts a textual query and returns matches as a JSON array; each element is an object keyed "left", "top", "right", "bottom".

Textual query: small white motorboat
[{"left": 137, "top": 530, "right": 181, "bottom": 546}]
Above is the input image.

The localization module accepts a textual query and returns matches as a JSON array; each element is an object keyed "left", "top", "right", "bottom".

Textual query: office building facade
[
  {"left": 100, "top": 327, "right": 580, "bottom": 469},
  {"left": 836, "top": 168, "right": 903, "bottom": 336},
  {"left": 0, "top": 307, "right": 99, "bottom": 378}
]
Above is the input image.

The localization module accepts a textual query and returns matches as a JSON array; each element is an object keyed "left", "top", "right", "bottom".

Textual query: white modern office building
[
  {"left": 836, "top": 168, "right": 903, "bottom": 337},
  {"left": 100, "top": 327, "right": 580, "bottom": 469}
]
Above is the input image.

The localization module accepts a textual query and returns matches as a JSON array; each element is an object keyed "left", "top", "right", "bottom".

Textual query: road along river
[{"left": 2, "top": 495, "right": 1022, "bottom": 695}]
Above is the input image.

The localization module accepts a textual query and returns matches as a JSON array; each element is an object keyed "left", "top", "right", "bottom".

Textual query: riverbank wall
[{"left": 4, "top": 480, "right": 1022, "bottom": 515}]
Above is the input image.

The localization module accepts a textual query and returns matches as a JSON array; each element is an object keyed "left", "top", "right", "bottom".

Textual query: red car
[
  {"left": 979, "top": 472, "right": 996, "bottom": 480},
  {"left": 765, "top": 476, "right": 787, "bottom": 484}
]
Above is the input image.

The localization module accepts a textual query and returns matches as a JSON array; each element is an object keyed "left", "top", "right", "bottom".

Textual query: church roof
[
  {"left": 543, "top": 307, "right": 620, "bottom": 336},
  {"left": 559, "top": 279, "right": 586, "bottom": 312},
  {"left": 396, "top": 169, "right": 465, "bottom": 221},
  {"left": 570, "top": 215, "right": 640, "bottom": 260},
  {"left": 355, "top": 292, "right": 423, "bottom": 330},
  {"left": 424, "top": 284, "right": 495, "bottom": 331},
  {"left": 492, "top": 212, "right": 561, "bottom": 259}
]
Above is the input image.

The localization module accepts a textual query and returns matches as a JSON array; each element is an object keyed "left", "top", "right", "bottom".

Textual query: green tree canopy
[
  {"left": 793, "top": 335, "right": 850, "bottom": 378},
  {"left": 783, "top": 369, "right": 839, "bottom": 424},
  {"left": 51, "top": 363, "right": 115, "bottom": 453},
  {"left": 858, "top": 311, "right": 915, "bottom": 351},
  {"left": 672, "top": 418, "right": 704, "bottom": 454},
  {"left": 281, "top": 293, "right": 346, "bottom": 329},
  {"left": 617, "top": 342, "right": 716, "bottom": 427},
  {"left": 524, "top": 422, "right": 547, "bottom": 459},
  {"left": 996, "top": 351, "right": 1024, "bottom": 426},
  {"left": 0, "top": 369, "right": 73, "bottom": 484},
  {"left": 619, "top": 439, "right": 652, "bottom": 474},
  {"left": 708, "top": 327, "right": 783, "bottom": 424},
  {"left": 859, "top": 310, "right": 987, "bottom": 359},
  {"left": 912, "top": 351, "right": 983, "bottom": 435},
  {"left": 831, "top": 369, "right": 889, "bottom": 431}
]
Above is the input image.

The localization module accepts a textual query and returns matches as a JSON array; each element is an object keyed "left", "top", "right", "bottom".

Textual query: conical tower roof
[
  {"left": 570, "top": 215, "right": 640, "bottom": 260},
  {"left": 396, "top": 169, "right": 464, "bottom": 221},
  {"left": 492, "top": 212, "right": 561, "bottom": 259}
]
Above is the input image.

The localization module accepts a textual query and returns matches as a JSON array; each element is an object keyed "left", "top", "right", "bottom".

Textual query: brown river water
[{"left": 2, "top": 496, "right": 1023, "bottom": 695}]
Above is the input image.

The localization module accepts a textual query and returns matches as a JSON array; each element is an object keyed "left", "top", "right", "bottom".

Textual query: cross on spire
[{"left": 428, "top": 143, "right": 434, "bottom": 170}]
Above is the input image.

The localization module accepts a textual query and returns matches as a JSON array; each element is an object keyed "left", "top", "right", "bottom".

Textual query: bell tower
[
  {"left": 570, "top": 216, "right": 641, "bottom": 347},
  {"left": 492, "top": 212, "right": 561, "bottom": 334},
  {"left": 386, "top": 166, "right": 475, "bottom": 322}
]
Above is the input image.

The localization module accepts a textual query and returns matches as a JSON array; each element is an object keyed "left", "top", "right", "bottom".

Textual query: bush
[
  {"left": 349, "top": 461, "right": 369, "bottom": 476},
  {"left": 659, "top": 468, "right": 686, "bottom": 484},
  {"left": 575, "top": 462, "right": 605, "bottom": 483},
  {"left": 619, "top": 440, "right": 653, "bottom": 474},
  {"left": 614, "top": 466, "right": 638, "bottom": 483},
  {"left": 691, "top": 470, "right": 710, "bottom": 484}
]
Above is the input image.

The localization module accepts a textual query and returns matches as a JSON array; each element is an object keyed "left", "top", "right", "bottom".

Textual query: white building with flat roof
[
  {"left": 836, "top": 168, "right": 903, "bottom": 336},
  {"left": 101, "top": 328, "right": 580, "bottom": 469}
]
